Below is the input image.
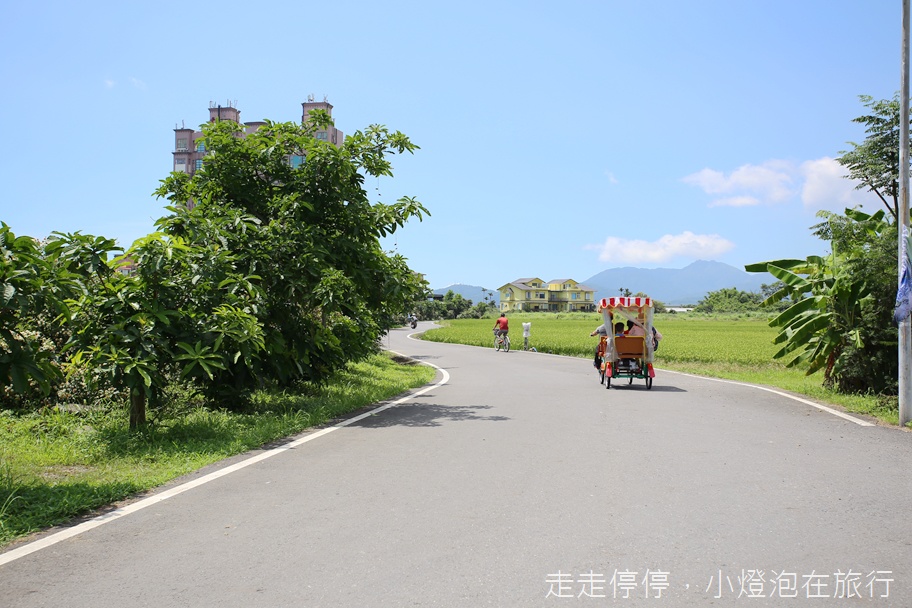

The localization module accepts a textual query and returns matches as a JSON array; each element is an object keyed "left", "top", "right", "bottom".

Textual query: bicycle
[{"left": 493, "top": 329, "right": 511, "bottom": 352}]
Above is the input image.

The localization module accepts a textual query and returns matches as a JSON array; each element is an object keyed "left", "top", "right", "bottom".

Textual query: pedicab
[{"left": 595, "top": 297, "right": 656, "bottom": 389}]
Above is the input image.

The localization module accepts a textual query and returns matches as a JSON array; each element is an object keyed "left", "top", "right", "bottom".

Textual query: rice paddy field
[{"left": 419, "top": 313, "right": 902, "bottom": 426}]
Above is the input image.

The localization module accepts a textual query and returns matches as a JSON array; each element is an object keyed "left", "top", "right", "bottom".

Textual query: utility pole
[{"left": 900, "top": 0, "right": 911, "bottom": 427}]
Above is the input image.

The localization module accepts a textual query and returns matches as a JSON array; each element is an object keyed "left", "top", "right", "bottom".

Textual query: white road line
[
  {"left": 661, "top": 368, "right": 874, "bottom": 426},
  {"left": 0, "top": 357, "right": 449, "bottom": 568}
]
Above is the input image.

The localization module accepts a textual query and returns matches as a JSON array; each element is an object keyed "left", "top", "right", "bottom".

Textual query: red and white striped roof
[{"left": 598, "top": 297, "right": 652, "bottom": 309}]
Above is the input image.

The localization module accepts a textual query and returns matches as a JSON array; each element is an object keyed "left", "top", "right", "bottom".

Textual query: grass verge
[{"left": 0, "top": 352, "right": 435, "bottom": 549}]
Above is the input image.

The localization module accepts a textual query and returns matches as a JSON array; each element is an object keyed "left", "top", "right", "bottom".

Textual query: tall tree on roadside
[
  {"left": 60, "top": 225, "right": 265, "bottom": 428},
  {"left": 154, "top": 113, "right": 428, "bottom": 389},
  {"left": 836, "top": 94, "right": 910, "bottom": 221}
]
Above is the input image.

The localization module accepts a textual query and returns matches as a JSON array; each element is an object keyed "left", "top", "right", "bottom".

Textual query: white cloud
[
  {"left": 587, "top": 231, "right": 735, "bottom": 264},
  {"left": 800, "top": 157, "right": 877, "bottom": 212},
  {"left": 130, "top": 77, "right": 147, "bottom": 90},
  {"left": 604, "top": 170, "right": 619, "bottom": 184},
  {"left": 683, "top": 161, "right": 796, "bottom": 205},
  {"left": 104, "top": 79, "right": 115, "bottom": 89}
]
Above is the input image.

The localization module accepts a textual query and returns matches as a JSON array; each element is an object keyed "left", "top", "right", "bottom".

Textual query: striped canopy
[{"left": 598, "top": 297, "right": 652, "bottom": 309}]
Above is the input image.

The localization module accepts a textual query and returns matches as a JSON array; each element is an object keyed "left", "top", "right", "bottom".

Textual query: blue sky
[{"left": 0, "top": 1, "right": 902, "bottom": 291}]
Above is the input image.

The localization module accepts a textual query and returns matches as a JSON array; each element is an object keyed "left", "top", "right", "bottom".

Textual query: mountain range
[
  {"left": 581, "top": 260, "right": 770, "bottom": 305},
  {"left": 433, "top": 260, "right": 771, "bottom": 306}
]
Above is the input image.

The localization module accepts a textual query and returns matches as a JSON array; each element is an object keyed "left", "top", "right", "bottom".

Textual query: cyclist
[{"left": 493, "top": 313, "right": 509, "bottom": 340}]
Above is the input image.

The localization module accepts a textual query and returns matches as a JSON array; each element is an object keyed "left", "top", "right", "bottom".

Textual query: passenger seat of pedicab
[{"left": 615, "top": 335, "right": 646, "bottom": 369}]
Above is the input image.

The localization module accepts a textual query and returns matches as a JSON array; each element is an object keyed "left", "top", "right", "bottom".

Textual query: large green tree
[
  {"left": 154, "top": 114, "right": 428, "bottom": 390},
  {"left": 60, "top": 224, "right": 265, "bottom": 427},
  {"left": 693, "top": 287, "right": 764, "bottom": 313},
  {"left": 836, "top": 94, "right": 909, "bottom": 221}
]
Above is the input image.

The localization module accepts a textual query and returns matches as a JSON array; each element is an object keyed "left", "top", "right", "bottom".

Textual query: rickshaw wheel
[{"left": 646, "top": 376, "right": 653, "bottom": 390}]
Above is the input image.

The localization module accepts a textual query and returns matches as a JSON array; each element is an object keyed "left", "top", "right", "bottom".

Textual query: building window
[
  {"left": 195, "top": 159, "right": 203, "bottom": 171},
  {"left": 196, "top": 141, "right": 206, "bottom": 152},
  {"left": 176, "top": 138, "right": 188, "bottom": 151},
  {"left": 316, "top": 131, "right": 328, "bottom": 140},
  {"left": 290, "top": 155, "right": 305, "bottom": 169}
]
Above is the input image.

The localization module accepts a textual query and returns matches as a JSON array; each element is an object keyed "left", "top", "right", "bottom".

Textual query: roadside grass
[
  {"left": 421, "top": 314, "right": 902, "bottom": 426},
  {"left": 0, "top": 352, "right": 435, "bottom": 548}
]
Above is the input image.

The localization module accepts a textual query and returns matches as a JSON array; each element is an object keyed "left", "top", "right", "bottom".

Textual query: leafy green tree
[
  {"left": 0, "top": 224, "right": 67, "bottom": 395},
  {"left": 693, "top": 288, "right": 764, "bottom": 313},
  {"left": 412, "top": 298, "right": 448, "bottom": 321},
  {"left": 442, "top": 291, "right": 473, "bottom": 319},
  {"left": 836, "top": 94, "right": 909, "bottom": 221},
  {"left": 460, "top": 300, "right": 497, "bottom": 319},
  {"left": 154, "top": 115, "right": 428, "bottom": 389},
  {"left": 60, "top": 225, "right": 265, "bottom": 428}
]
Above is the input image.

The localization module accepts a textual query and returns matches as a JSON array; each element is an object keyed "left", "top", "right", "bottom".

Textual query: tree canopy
[
  {"left": 836, "top": 94, "right": 908, "bottom": 221},
  {"left": 151, "top": 116, "right": 429, "bottom": 392},
  {"left": 2, "top": 114, "right": 429, "bottom": 428}
]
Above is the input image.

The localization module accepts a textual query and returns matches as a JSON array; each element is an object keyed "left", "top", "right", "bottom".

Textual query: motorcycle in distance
[{"left": 406, "top": 314, "right": 418, "bottom": 329}]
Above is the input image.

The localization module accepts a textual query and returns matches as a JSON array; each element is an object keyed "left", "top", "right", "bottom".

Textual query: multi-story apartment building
[
  {"left": 172, "top": 97, "right": 344, "bottom": 177},
  {"left": 497, "top": 277, "right": 596, "bottom": 313}
]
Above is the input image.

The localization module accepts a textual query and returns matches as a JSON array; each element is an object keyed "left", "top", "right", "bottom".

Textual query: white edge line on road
[
  {"left": 0, "top": 355, "right": 449, "bottom": 568},
  {"left": 661, "top": 368, "right": 874, "bottom": 427}
]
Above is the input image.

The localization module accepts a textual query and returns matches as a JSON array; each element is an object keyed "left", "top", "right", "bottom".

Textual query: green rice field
[
  {"left": 419, "top": 313, "right": 902, "bottom": 426},
  {"left": 420, "top": 313, "right": 779, "bottom": 363}
]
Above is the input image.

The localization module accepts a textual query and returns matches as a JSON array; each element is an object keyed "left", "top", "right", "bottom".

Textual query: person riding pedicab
[{"left": 590, "top": 322, "right": 609, "bottom": 368}]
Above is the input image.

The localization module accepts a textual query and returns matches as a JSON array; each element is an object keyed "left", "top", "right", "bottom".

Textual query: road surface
[{"left": 1, "top": 321, "right": 910, "bottom": 606}]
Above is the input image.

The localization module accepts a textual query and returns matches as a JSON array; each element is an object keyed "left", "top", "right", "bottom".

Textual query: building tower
[
  {"left": 172, "top": 97, "right": 343, "bottom": 178},
  {"left": 302, "top": 96, "right": 344, "bottom": 146}
]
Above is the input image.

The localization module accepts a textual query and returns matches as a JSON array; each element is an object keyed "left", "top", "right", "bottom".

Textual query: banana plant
[{"left": 746, "top": 208, "right": 887, "bottom": 384}]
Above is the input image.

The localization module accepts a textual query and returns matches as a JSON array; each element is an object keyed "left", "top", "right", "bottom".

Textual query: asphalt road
[{"left": 1, "top": 321, "right": 910, "bottom": 607}]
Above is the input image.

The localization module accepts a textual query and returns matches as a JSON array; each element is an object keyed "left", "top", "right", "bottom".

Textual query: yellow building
[{"left": 497, "top": 277, "right": 596, "bottom": 312}]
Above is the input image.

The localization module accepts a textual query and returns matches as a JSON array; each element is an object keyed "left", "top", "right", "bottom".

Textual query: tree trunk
[{"left": 129, "top": 387, "right": 147, "bottom": 429}]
